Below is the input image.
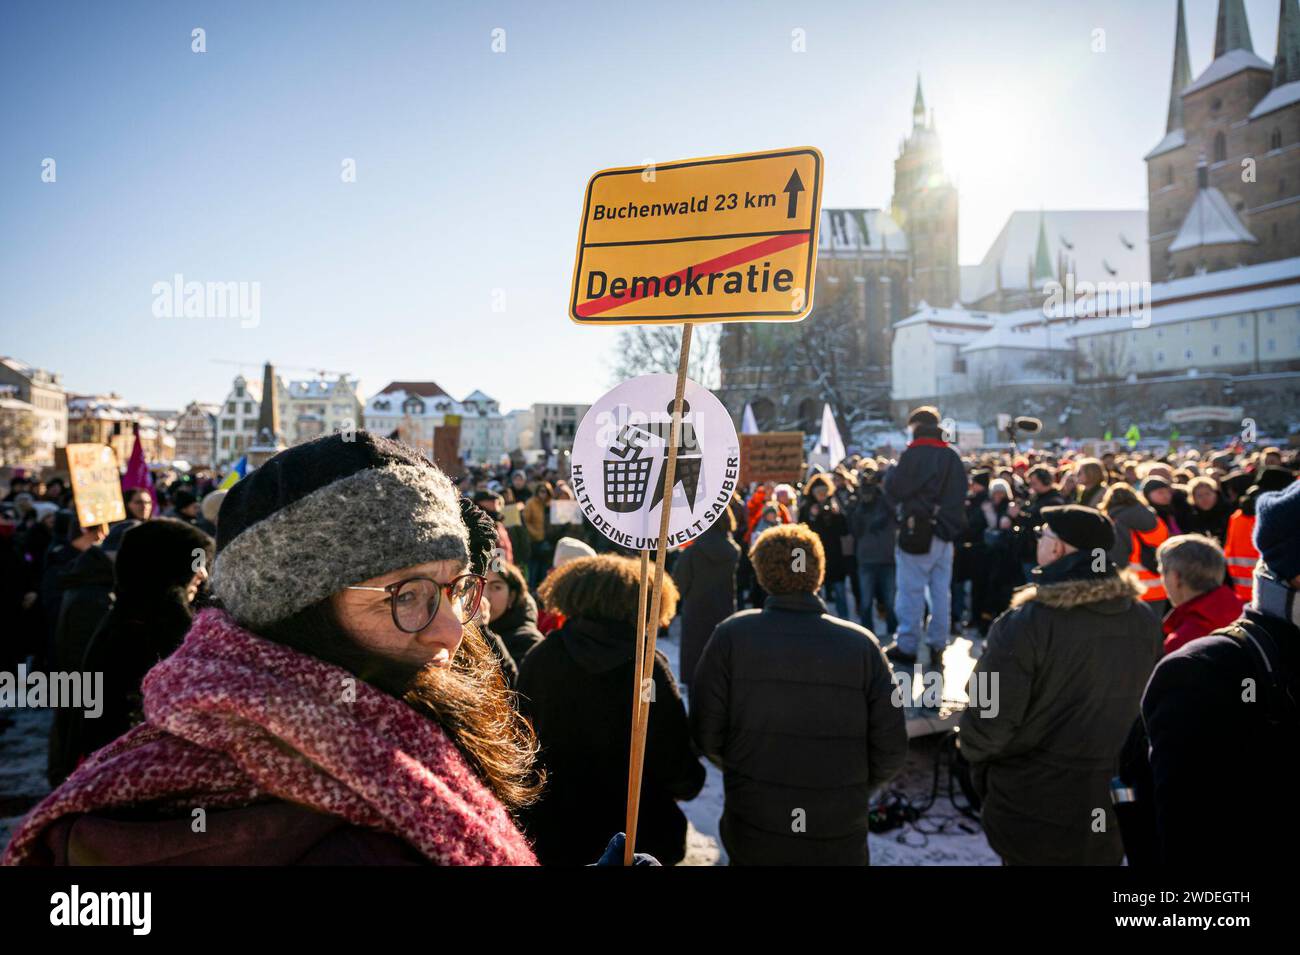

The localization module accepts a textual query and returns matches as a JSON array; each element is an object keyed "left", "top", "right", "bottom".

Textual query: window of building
[
  {"left": 1267, "top": 339, "right": 1276, "bottom": 353},
  {"left": 1211, "top": 97, "right": 1222, "bottom": 113},
  {"left": 1156, "top": 350, "right": 1165, "bottom": 363},
  {"left": 1184, "top": 349, "right": 1193, "bottom": 360},
  {"left": 1211, "top": 318, "right": 1219, "bottom": 331},
  {"left": 1238, "top": 315, "right": 1247, "bottom": 328},
  {"left": 1213, "top": 132, "right": 1226, "bottom": 163},
  {"left": 1271, "top": 128, "right": 1283, "bottom": 151},
  {"left": 226, "top": 401, "right": 235, "bottom": 413},
  {"left": 1166, "top": 165, "right": 1174, "bottom": 186},
  {"left": 1212, "top": 344, "right": 1221, "bottom": 357},
  {"left": 222, "top": 418, "right": 235, "bottom": 430},
  {"left": 1239, "top": 341, "right": 1248, "bottom": 355},
  {"left": 1266, "top": 311, "right": 1275, "bottom": 324},
  {"left": 244, "top": 401, "right": 253, "bottom": 414}
]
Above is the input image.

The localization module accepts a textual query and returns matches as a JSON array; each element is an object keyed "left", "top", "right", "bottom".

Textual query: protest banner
[
  {"left": 65, "top": 443, "right": 126, "bottom": 527},
  {"left": 569, "top": 147, "right": 821, "bottom": 863},
  {"left": 739, "top": 432, "right": 804, "bottom": 485},
  {"left": 570, "top": 147, "right": 823, "bottom": 325}
]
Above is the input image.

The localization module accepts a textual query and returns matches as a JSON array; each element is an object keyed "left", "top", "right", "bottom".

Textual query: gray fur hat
[{"left": 210, "top": 431, "right": 468, "bottom": 629}]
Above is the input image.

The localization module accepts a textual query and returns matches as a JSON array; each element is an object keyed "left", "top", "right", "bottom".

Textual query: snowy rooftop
[
  {"left": 1182, "top": 48, "right": 1272, "bottom": 95},
  {"left": 819, "top": 208, "right": 908, "bottom": 256},
  {"left": 1250, "top": 79, "right": 1300, "bottom": 119},
  {"left": 962, "top": 321, "right": 1077, "bottom": 354},
  {"left": 1168, "top": 186, "right": 1257, "bottom": 252},
  {"left": 1145, "top": 127, "right": 1187, "bottom": 160},
  {"left": 287, "top": 377, "right": 356, "bottom": 399},
  {"left": 1150, "top": 255, "right": 1300, "bottom": 301},
  {"left": 961, "top": 210, "right": 1148, "bottom": 305},
  {"left": 894, "top": 305, "right": 995, "bottom": 331}
]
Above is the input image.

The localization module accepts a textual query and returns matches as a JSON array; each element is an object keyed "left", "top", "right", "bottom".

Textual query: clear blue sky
[{"left": 0, "top": 0, "right": 1283, "bottom": 411}]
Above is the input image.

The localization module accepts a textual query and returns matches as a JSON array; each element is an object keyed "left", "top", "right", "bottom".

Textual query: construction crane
[{"left": 209, "top": 359, "right": 352, "bottom": 380}]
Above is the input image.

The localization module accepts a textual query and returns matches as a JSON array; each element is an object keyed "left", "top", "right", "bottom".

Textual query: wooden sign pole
[{"left": 624, "top": 322, "right": 693, "bottom": 865}]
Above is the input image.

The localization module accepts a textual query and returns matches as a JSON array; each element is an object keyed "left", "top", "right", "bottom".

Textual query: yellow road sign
[{"left": 569, "top": 147, "right": 823, "bottom": 325}]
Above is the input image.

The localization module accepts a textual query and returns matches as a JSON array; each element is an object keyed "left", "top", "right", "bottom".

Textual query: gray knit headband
[{"left": 211, "top": 463, "right": 470, "bottom": 629}]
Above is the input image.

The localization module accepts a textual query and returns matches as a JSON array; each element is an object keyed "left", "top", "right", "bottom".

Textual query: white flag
[
  {"left": 740, "top": 403, "right": 759, "bottom": 435},
  {"left": 814, "top": 403, "right": 845, "bottom": 469}
]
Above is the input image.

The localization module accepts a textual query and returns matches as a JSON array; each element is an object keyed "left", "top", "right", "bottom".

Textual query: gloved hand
[{"left": 591, "top": 832, "right": 661, "bottom": 866}]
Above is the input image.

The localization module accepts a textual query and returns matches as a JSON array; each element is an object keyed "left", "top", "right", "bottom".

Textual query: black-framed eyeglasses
[{"left": 345, "top": 573, "right": 486, "bottom": 632}]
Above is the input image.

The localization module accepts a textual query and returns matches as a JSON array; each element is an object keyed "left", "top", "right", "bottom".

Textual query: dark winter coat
[
  {"left": 958, "top": 555, "right": 1162, "bottom": 865},
  {"left": 849, "top": 483, "right": 896, "bottom": 565},
  {"left": 47, "top": 545, "right": 117, "bottom": 786},
  {"left": 798, "top": 497, "right": 850, "bottom": 584},
  {"left": 690, "top": 591, "right": 908, "bottom": 865},
  {"left": 488, "top": 591, "right": 544, "bottom": 671},
  {"left": 1106, "top": 501, "right": 1159, "bottom": 568},
  {"left": 882, "top": 427, "right": 966, "bottom": 542},
  {"left": 517, "top": 617, "right": 705, "bottom": 866},
  {"left": 36, "top": 800, "right": 428, "bottom": 865},
  {"left": 671, "top": 521, "right": 740, "bottom": 685},
  {"left": 77, "top": 596, "right": 195, "bottom": 759},
  {"left": 1181, "top": 499, "right": 1231, "bottom": 544},
  {"left": 1141, "top": 608, "right": 1300, "bottom": 866}
]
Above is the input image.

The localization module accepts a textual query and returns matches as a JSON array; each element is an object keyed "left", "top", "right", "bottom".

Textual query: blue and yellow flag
[{"left": 218, "top": 456, "right": 247, "bottom": 490}]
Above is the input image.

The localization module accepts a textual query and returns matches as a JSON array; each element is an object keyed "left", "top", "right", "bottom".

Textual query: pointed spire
[
  {"left": 1033, "top": 211, "right": 1054, "bottom": 285},
  {"left": 1167, "top": 0, "right": 1193, "bottom": 132},
  {"left": 1214, "top": 0, "right": 1254, "bottom": 58},
  {"left": 913, "top": 74, "right": 926, "bottom": 127},
  {"left": 1276, "top": 0, "right": 1300, "bottom": 87}
]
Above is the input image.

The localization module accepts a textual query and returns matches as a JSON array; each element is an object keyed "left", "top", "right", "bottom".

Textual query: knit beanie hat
[
  {"left": 1254, "top": 478, "right": 1300, "bottom": 582},
  {"left": 552, "top": 536, "right": 596, "bottom": 569},
  {"left": 211, "top": 431, "right": 469, "bottom": 629}
]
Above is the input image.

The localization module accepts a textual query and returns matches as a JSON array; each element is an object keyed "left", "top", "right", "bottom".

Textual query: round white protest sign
[{"left": 570, "top": 374, "right": 741, "bottom": 551}]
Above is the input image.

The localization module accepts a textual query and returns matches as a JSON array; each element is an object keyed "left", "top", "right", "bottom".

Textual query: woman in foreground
[{"left": 4, "top": 432, "right": 549, "bottom": 866}]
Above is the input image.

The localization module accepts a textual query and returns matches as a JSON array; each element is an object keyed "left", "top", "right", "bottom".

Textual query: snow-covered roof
[
  {"left": 1167, "top": 186, "right": 1257, "bottom": 252},
  {"left": 961, "top": 210, "right": 1148, "bottom": 305},
  {"left": 1250, "top": 79, "right": 1300, "bottom": 119},
  {"left": 287, "top": 377, "right": 356, "bottom": 399},
  {"left": 0, "top": 356, "right": 62, "bottom": 387},
  {"left": 819, "top": 208, "right": 908, "bottom": 256},
  {"left": 1182, "top": 48, "right": 1272, "bottom": 96},
  {"left": 1145, "top": 127, "right": 1187, "bottom": 160},
  {"left": 894, "top": 305, "right": 994, "bottom": 331},
  {"left": 462, "top": 389, "right": 496, "bottom": 404},
  {"left": 962, "top": 322, "right": 1075, "bottom": 354},
  {"left": 1149, "top": 255, "right": 1300, "bottom": 302},
  {"left": 378, "top": 380, "right": 449, "bottom": 398},
  {"left": 1066, "top": 279, "right": 1300, "bottom": 339}
]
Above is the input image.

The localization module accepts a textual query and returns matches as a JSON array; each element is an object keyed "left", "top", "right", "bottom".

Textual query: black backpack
[{"left": 896, "top": 450, "right": 956, "bottom": 556}]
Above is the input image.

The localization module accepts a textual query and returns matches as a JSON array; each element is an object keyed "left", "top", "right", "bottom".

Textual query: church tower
[{"left": 891, "top": 76, "right": 959, "bottom": 309}]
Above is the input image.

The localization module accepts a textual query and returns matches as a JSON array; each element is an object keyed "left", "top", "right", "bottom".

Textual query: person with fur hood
[
  {"left": 4, "top": 432, "right": 639, "bottom": 867},
  {"left": 957, "top": 505, "right": 1162, "bottom": 865}
]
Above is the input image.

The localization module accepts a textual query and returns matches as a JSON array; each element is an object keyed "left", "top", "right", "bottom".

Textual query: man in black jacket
[
  {"left": 882, "top": 406, "right": 966, "bottom": 665},
  {"left": 959, "top": 505, "right": 1161, "bottom": 865},
  {"left": 690, "top": 523, "right": 908, "bottom": 865},
  {"left": 1141, "top": 478, "right": 1300, "bottom": 866}
]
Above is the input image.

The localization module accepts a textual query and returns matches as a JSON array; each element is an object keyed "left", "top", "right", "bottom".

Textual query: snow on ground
[{"left": 0, "top": 708, "right": 52, "bottom": 850}]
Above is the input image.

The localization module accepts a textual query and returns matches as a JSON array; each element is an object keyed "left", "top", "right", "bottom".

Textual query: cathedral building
[
  {"left": 1146, "top": 0, "right": 1300, "bottom": 279},
  {"left": 717, "top": 77, "right": 959, "bottom": 434}
]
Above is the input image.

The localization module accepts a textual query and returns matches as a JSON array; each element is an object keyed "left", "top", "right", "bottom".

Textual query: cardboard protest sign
[
  {"left": 570, "top": 374, "right": 740, "bottom": 550},
  {"left": 66, "top": 443, "right": 126, "bottom": 527},
  {"left": 550, "top": 499, "right": 581, "bottom": 525},
  {"left": 570, "top": 147, "right": 823, "bottom": 325},
  {"left": 739, "top": 432, "right": 804, "bottom": 485}
]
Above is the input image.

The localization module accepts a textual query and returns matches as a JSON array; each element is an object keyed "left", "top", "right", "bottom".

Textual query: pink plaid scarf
[{"left": 4, "top": 608, "right": 536, "bottom": 866}]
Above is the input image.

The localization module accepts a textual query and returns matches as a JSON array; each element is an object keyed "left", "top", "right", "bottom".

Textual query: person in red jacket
[{"left": 1156, "top": 534, "right": 1244, "bottom": 655}]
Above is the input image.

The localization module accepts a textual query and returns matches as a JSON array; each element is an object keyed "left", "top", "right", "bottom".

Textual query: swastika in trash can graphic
[{"left": 603, "top": 423, "right": 655, "bottom": 512}]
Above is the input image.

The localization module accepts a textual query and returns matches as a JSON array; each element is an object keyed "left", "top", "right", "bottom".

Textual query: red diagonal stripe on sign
[{"left": 576, "top": 231, "right": 810, "bottom": 317}]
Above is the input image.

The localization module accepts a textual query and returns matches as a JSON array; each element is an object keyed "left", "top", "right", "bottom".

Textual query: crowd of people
[{"left": 1, "top": 405, "right": 1297, "bottom": 866}]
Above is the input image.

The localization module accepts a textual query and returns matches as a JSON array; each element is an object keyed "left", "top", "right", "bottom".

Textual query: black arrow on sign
[{"left": 783, "top": 169, "right": 805, "bottom": 219}]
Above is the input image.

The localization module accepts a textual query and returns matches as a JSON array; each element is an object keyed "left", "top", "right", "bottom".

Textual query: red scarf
[{"left": 3, "top": 609, "right": 536, "bottom": 866}]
